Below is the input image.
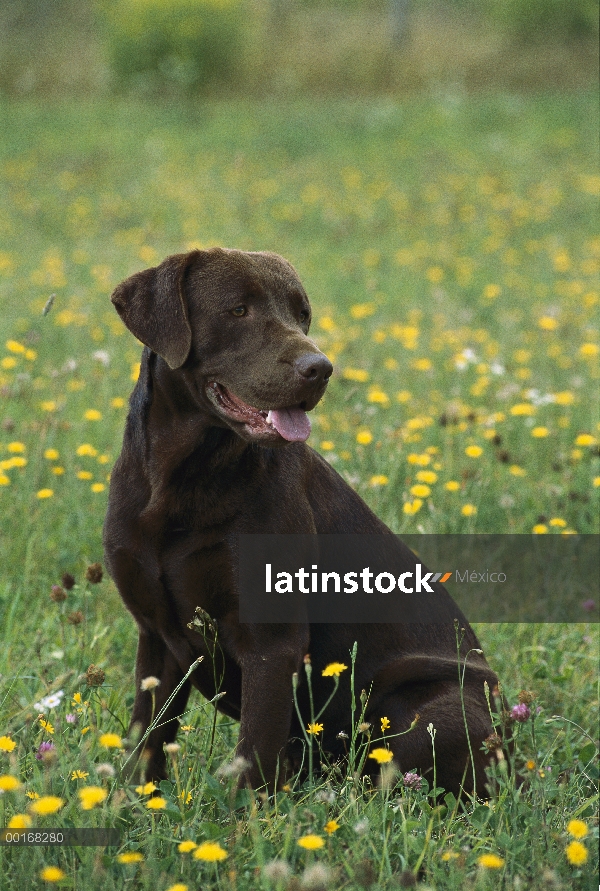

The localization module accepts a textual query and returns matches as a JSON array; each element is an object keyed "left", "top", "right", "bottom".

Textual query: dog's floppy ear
[{"left": 111, "top": 251, "right": 200, "bottom": 370}]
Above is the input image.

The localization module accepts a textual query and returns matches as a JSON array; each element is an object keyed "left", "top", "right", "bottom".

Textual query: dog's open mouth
[{"left": 206, "top": 382, "right": 311, "bottom": 442}]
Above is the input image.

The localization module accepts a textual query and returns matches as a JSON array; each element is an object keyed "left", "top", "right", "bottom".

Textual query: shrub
[{"left": 97, "top": 0, "right": 246, "bottom": 92}]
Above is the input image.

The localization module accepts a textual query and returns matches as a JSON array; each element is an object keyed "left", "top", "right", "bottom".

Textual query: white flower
[
  {"left": 140, "top": 676, "right": 160, "bottom": 691},
  {"left": 33, "top": 690, "right": 65, "bottom": 713},
  {"left": 92, "top": 350, "right": 110, "bottom": 367}
]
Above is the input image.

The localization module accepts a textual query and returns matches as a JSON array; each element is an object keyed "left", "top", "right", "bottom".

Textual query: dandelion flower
[
  {"left": 532, "top": 524, "right": 548, "bottom": 534},
  {"left": 565, "top": 841, "right": 588, "bottom": 865},
  {"left": 567, "top": 820, "right": 588, "bottom": 839},
  {"left": 297, "top": 835, "right": 325, "bottom": 850},
  {"left": 29, "top": 795, "right": 64, "bottom": 815},
  {"left": 370, "top": 475, "right": 389, "bottom": 486},
  {"left": 99, "top": 732, "right": 122, "bottom": 748},
  {"left": 368, "top": 747, "right": 394, "bottom": 764},
  {"left": 193, "top": 841, "right": 228, "bottom": 861},
  {"left": 444, "top": 480, "right": 460, "bottom": 492},
  {"left": 531, "top": 427, "right": 549, "bottom": 438},
  {"left": 178, "top": 840, "right": 197, "bottom": 853},
  {"left": 410, "top": 484, "right": 431, "bottom": 498},
  {"left": 117, "top": 852, "right": 144, "bottom": 864},
  {"left": 575, "top": 434, "right": 596, "bottom": 447},
  {"left": 44, "top": 449, "right": 60, "bottom": 460},
  {"left": 478, "top": 854, "right": 504, "bottom": 869},
  {"left": 307, "top": 722, "right": 323, "bottom": 735},
  {"left": 146, "top": 796, "right": 167, "bottom": 810},
  {"left": 8, "top": 814, "right": 31, "bottom": 828},
  {"left": 40, "top": 866, "right": 65, "bottom": 882},
  {"left": 78, "top": 785, "right": 107, "bottom": 810},
  {"left": 461, "top": 504, "right": 477, "bottom": 517},
  {"left": 71, "top": 770, "right": 89, "bottom": 780},
  {"left": 465, "top": 445, "right": 483, "bottom": 458},
  {"left": 381, "top": 717, "right": 390, "bottom": 731},
  {"left": 356, "top": 430, "right": 373, "bottom": 445},
  {"left": 166, "top": 885, "right": 189, "bottom": 891},
  {"left": 321, "top": 662, "right": 348, "bottom": 677},
  {"left": 84, "top": 409, "right": 102, "bottom": 421},
  {"left": 136, "top": 782, "right": 157, "bottom": 795},
  {"left": 0, "top": 735, "right": 17, "bottom": 753},
  {"left": 0, "top": 775, "right": 21, "bottom": 791},
  {"left": 91, "top": 483, "right": 105, "bottom": 493},
  {"left": 324, "top": 820, "right": 340, "bottom": 834},
  {"left": 37, "top": 489, "right": 54, "bottom": 499}
]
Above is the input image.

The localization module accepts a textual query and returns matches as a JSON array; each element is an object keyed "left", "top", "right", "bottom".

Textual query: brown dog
[{"left": 104, "top": 248, "right": 499, "bottom": 796}]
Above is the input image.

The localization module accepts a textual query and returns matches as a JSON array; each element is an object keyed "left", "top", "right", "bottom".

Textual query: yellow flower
[
  {"left": 381, "top": 717, "right": 390, "bottom": 731},
  {"left": 0, "top": 474, "right": 9, "bottom": 486},
  {"left": 368, "top": 747, "right": 394, "bottom": 764},
  {"left": 483, "top": 284, "right": 501, "bottom": 299},
  {"left": 343, "top": 368, "right": 369, "bottom": 382},
  {"left": 403, "top": 499, "right": 423, "bottom": 515},
  {"left": 71, "top": 770, "right": 89, "bottom": 780},
  {"left": 6, "top": 340, "right": 26, "bottom": 354},
  {"left": 307, "top": 722, "right": 323, "bottom": 735},
  {"left": 410, "top": 484, "right": 431, "bottom": 498},
  {"left": 136, "top": 782, "right": 157, "bottom": 795},
  {"left": 322, "top": 662, "right": 348, "bottom": 677},
  {"left": 29, "top": 796, "right": 64, "bottom": 815},
  {"left": 510, "top": 403, "right": 535, "bottom": 416},
  {"left": 525, "top": 760, "right": 536, "bottom": 770},
  {"left": 40, "top": 866, "right": 65, "bottom": 882},
  {"left": 297, "top": 835, "right": 325, "bottom": 850},
  {"left": 441, "top": 851, "right": 459, "bottom": 861},
  {"left": 538, "top": 316, "right": 558, "bottom": 331},
  {"left": 178, "top": 840, "right": 198, "bottom": 853},
  {"left": 91, "top": 483, "right": 106, "bottom": 493},
  {"left": 575, "top": 434, "right": 596, "bottom": 447},
  {"left": 76, "top": 444, "right": 97, "bottom": 457},
  {"left": 396, "top": 390, "right": 411, "bottom": 402},
  {"left": 532, "top": 524, "right": 548, "bottom": 534},
  {"left": 554, "top": 391, "right": 574, "bottom": 405},
  {"left": 444, "top": 480, "right": 460, "bottom": 492},
  {"left": 412, "top": 358, "right": 432, "bottom": 371},
  {"left": 39, "top": 718, "right": 54, "bottom": 734},
  {"left": 8, "top": 814, "right": 31, "bottom": 828},
  {"left": 324, "top": 820, "right": 340, "bottom": 834},
  {"left": 567, "top": 819, "right": 588, "bottom": 839},
  {"left": 531, "top": 427, "right": 549, "bottom": 438},
  {"left": 351, "top": 302, "right": 376, "bottom": 318},
  {"left": 370, "top": 475, "right": 389, "bottom": 486},
  {"left": 0, "top": 775, "right": 21, "bottom": 791},
  {"left": 465, "top": 445, "right": 483, "bottom": 458},
  {"left": 146, "top": 796, "right": 167, "bottom": 810},
  {"left": 509, "top": 465, "right": 526, "bottom": 476},
  {"left": 461, "top": 504, "right": 477, "bottom": 517},
  {"left": 166, "top": 885, "right": 189, "bottom": 891},
  {"left": 579, "top": 342, "right": 598, "bottom": 358},
  {"left": 193, "top": 841, "right": 228, "bottom": 861},
  {"left": 76, "top": 471, "right": 93, "bottom": 480},
  {"left": 416, "top": 471, "right": 437, "bottom": 484},
  {"left": 1, "top": 356, "right": 17, "bottom": 369},
  {"left": 0, "top": 735, "right": 16, "bottom": 752},
  {"left": 7, "top": 442, "right": 25, "bottom": 453},
  {"left": 78, "top": 786, "right": 107, "bottom": 810},
  {"left": 99, "top": 732, "right": 122, "bottom": 748},
  {"left": 407, "top": 452, "right": 430, "bottom": 466},
  {"left": 565, "top": 841, "right": 588, "bottom": 865},
  {"left": 356, "top": 430, "right": 373, "bottom": 445},
  {"left": 52, "top": 467, "right": 65, "bottom": 475},
  {"left": 131, "top": 362, "right": 141, "bottom": 381},
  {"left": 36, "top": 489, "right": 54, "bottom": 499},
  {"left": 478, "top": 854, "right": 504, "bottom": 869},
  {"left": 111, "top": 397, "right": 125, "bottom": 408},
  {"left": 40, "top": 401, "right": 57, "bottom": 412},
  {"left": 320, "top": 441, "right": 334, "bottom": 451},
  {"left": 549, "top": 518, "right": 566, "bottom": 528},
  {"left": 117, "top": 852, "right": 144, "bottom": 864},
  {"left": 367, "top": 387, "right": 389, "bottom": 405},
  {"left": 84, "top": 409, "right": 102, "bottom": 421},
  {"left": 44, "top": 449, "right": 60, "bottom": 460},
  {"left": 26, "top": 791, "right": 40, "bottom": 799}
]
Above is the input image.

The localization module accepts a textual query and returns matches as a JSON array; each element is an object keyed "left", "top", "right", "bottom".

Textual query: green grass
[{"left": 0, "top": 93, "right": 598, "bottom": 889}]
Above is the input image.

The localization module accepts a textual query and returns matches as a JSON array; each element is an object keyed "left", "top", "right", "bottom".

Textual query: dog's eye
[
  {"left": 299, "top": 310, "right": 309, "bottom": 323},
  {"left": 231, "top": 305, "right": 247, "bottom": 317}
]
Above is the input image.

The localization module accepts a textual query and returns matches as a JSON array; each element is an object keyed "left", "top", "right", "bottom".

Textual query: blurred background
[{"left": 0, "top": 0, "right": 597, "bottom": 98}]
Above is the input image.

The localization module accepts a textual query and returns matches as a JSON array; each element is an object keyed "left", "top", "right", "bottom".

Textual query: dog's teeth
[{"left": 266, "top": 411, "right": 273, "bottom": 425}]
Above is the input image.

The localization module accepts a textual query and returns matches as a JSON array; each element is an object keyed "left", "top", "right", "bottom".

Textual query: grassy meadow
[{"left": 0, "top": 93, "right": 598, "bottom": 889}]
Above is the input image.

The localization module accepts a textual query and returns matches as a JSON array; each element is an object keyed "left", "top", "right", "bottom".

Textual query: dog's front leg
[{"left": 236, "top": 630, "right": 308, "bottom": 791}]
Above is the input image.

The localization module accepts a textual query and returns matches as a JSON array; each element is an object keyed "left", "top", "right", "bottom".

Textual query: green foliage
[
  {"left": 97, "top": 0, "right": 246, "bottom": 92},
  {"left": 0, "top": 93, "right": 598, "bottom": 887}
]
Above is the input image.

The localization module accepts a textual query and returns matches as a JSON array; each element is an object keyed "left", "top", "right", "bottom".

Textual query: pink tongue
[{"left": 269, "top": 408, "right": 311, "bottom": 442}]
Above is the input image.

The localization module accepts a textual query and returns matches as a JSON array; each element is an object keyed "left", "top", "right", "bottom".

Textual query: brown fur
[{"left": 104, "top": 248, "right": 499, "bottom": 795}]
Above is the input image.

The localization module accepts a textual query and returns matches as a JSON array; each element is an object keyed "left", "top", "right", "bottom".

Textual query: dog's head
[{"left": 111, "top": 248, "right": 332, "bottom": 444}]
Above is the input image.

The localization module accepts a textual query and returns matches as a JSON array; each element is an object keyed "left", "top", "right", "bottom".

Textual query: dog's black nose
[{"left": 294, "top": 353, "right": 333, "bottom": 385}]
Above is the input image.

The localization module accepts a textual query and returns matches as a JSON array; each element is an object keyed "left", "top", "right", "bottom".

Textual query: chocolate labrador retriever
[{"left": 104, "top": 248, "right": 499, "bottom": 796}]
